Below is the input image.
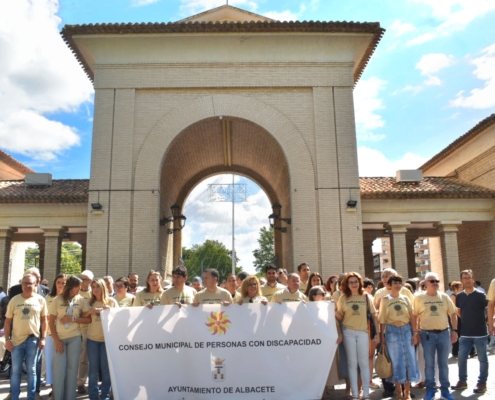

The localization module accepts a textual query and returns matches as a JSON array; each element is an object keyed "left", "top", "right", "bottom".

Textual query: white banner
[{"left": 101, "top": 302, "right": 337, "bottom": 400}]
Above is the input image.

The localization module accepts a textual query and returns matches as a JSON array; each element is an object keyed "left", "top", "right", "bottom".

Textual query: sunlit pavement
[{"left": 0, "top": 350, "right": 493, "bottom": 399}]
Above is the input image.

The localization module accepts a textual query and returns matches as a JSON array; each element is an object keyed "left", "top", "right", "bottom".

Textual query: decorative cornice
[
  {"left": 60, "top": 20, "right": 384, "bottom": 84},
  {"left": 0, "top": 149, "right": 34, "bottom": 177}
]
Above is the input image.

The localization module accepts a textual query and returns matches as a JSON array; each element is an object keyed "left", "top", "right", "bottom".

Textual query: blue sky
[{"left": 1, "top": 0, "right": 494, "bottom": 272}]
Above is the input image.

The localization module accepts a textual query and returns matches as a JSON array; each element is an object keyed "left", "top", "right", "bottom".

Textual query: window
[
  {"left": 423, "top": 238, "right": 428, "bottom": 245},
  {"left": 383, "top": 250, "right": 389, "bottom": 255},
  {"left": 382, "top": 241, "right": 388, "bottom": 246},
  {"left": 424, "top": 249, "right": 429, "bottom": 255},
  {"left": 383, "top": 259, "right": 389, "bottom": 264}
]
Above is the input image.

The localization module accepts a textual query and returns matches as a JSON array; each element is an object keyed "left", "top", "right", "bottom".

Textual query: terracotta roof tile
[
  {"left": 420, "top": 113, "right": 495, "bottom": 172},
  {"left": 0, "top": 179, "right": 89, "bottom": 204},
  {"left": 0, "top": 149, "right": 34, "bottom": 176},
  {"left": 61, "top": 20, "right": 384, "bottom": 84},
  {"left": 360, "top": 176, "right": 495, "bottom": 200}
]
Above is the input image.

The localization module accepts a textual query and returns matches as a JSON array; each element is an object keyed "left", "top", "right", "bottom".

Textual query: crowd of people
[{"left": 1, "top": 263, "right": 494, "bottom": 400}]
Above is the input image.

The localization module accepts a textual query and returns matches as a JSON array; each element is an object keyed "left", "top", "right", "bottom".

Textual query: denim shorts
[{"left": 385, "top": 324, "right": 420, "bottom": 384}]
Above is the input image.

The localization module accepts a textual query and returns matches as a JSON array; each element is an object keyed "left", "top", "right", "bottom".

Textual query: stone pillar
[
  {"left": 0, "top": 227, "right": 16, "bottom": 289},
  {"left": 406, "top": 235, "right": 418, "bottom": 278},
  {"left": 36, "top": 240, "right": 45, "bottom": 279},
  {"left": 80, "top": 241, "right": 87, "bottom": 270},
  {"left": 363, "top": 236, "right": 376, "bottom": 279},
  {"left": 436, "top": 222, "right": 462, "bottom": 287},
  {"left": 386, "top": 222, "right": 410, "bottom": 278},
  {"left": 172, "top": 220, "right": 182, "bottom": 270},
  {"left": 42, "top": 227, "right": 66, "bottom": 283}
]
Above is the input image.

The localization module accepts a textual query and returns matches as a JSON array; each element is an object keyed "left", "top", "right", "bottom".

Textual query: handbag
[{"left": 375, "top": 343, "right": 393, "bottom": 378}]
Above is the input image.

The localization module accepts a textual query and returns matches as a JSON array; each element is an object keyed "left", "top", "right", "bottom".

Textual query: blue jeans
[
  {"left": 458, "top": 336, "right": 489, "bottom": 384},
  {"left": 421, "top": 329, "right": 451, "bottom": 392},
  {"left": 386, "top": 324, "right": 420, "bottom": 384},
  {"left": 52, "top": 335, "right": 82, "bottom": 400},
  {"left": 11, "top": 336, "right": 39, "bottom": 400},
  {"left": 342, "top": 327, "right": 370, "bottom": 396},
  {"left": 87, "top": 339, "right": 111, "bottom": 400}
]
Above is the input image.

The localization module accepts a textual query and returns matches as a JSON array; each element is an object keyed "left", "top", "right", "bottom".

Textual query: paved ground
[{"left": 0, "top": 350, "right": 493, "bottom": 399}]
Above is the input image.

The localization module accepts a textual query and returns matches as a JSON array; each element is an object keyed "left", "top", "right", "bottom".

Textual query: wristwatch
[{"left": 452, "top": 329, "right": 458, "bottom": 332}]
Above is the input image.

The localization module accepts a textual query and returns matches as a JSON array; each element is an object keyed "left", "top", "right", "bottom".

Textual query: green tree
[
  {"left": 182, "top": 240, "right": 240, "bottom": 282},
  {"left": 60, "top": 243, "right": 83, "bottom": 275},
  {"left": 25, "top": 246, "right": 40, "bottom": 269},
  {"left": 252, "top": 226, "right": 274, "bottom": 274}
]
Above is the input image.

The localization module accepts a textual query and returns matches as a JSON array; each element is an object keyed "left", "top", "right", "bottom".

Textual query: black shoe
[{"left": 382, "top": 389, "right": 394, "bottom": 398}]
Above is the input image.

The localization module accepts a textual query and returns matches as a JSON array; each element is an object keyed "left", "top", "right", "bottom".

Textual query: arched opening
[{"left": 158, "top": 116, "right": 291, "bottom": 277}]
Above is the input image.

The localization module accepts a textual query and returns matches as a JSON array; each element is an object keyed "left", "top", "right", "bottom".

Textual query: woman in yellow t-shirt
[
  {"left": 335, "top": 272, "right": 379, "bottom": 400},
  {"left": 132, "top": 270, "right": 164, "bottom": 307},
  {"left": 238, "top": 276, "right": 268, "bottom": 304},
  {"left": 378, "top": 275, "right": 419, "bottom": 400},
  {"left": 49, "top": 275, "right": 91, "bottom": 400},
  {"left": 114, "top": 276, "right": 135, "bottom": 307},
  {"left": 82, "top": 279, "right": 119, "bottom": 400},
  {"left": 44, "top": 273, "right": 67, "bottom": 397}
]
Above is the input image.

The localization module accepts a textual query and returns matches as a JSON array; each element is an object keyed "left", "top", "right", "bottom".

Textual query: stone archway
[{"left": 131, "top": 94, "right": 318, "bottom": 274}]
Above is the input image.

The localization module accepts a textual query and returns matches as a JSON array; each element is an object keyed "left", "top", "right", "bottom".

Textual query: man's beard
[{"left": 129, "top": 283, "right": 137, "bottom": 289}]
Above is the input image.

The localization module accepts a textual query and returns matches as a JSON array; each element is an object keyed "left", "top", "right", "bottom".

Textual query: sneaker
[
  {"left": 440, "top": 390, "right": 455, "bottom": 400},
  {"left": 473, "top": 383, "right": 487, "bottom": 393},
  {"left": 423, "top": 390, "right": 436, "bottom": 400},
  {"left": 450, "top": 381, "right": 467, "bottom": 390},
  {"left": 77, "top": 385, "right": 87, "bottom": 394}
]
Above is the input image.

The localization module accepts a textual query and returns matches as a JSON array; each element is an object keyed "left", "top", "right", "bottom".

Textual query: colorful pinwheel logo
[{"left": 205, "top": 311, "right": 231, "bottom": 336}]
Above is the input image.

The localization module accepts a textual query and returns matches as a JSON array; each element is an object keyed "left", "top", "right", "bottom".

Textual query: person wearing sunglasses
[
  {"left": 238, "top": 276, "right": 268, "bottom": 304},
  {"left": 113, "top": 277, "right": 135, "bottom": 307},
  {"left": 413, "top": 272, "right": 458, "bottom": 400}
]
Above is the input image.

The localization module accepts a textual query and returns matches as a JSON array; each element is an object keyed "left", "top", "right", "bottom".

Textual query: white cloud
[
  {"left": 0, "top": 0, "right": 93, "bottom": 160},
  {"left": 388, "top": 19, "right": 416, "bottom": 36},
  {"left": 358, "top": 147, "right": 428, "bottom": 177},
  {"left": 408, "top": 0, "right": 495, "bottom": 45},
  {"left": 264, "top": 10, "right": 297, "bottom": 21},
  {"left": 354, "top": 77, "right": 387, "bottom": 141},
  {"left": 450, "top": 42, "right": 495, "bottom": 109},
  {"left": 180, "top": 0, "right": 258, "bottom": 15},
  {"left": 132, "top": 0, "right": 160, "bottom": 6},
  {"left": 415, "top": 53, "right": 454, "bottom": 86}
]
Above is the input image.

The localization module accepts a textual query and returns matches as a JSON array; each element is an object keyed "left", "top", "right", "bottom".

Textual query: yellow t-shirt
[
  {"left": 261, "top": 283, "right": 285, "bottom": 302},
  {"left": 413, "top": 292, "right": 456, "bottom": 330},
  {"left": 487, "top": 278, "right": 495, "bottom": 302},
  {"left": 45, "top": 294, "right": 57, "bottom": 335},
  {"left": 132, "top": 290, "right": 163, "bottom": 307},
  {"left": 337, "top": 294, "right": 376, "bottom": 332},
  {"left": 193, "top": 288, "right": 232, "bottom": 304},
  {"left": 378, "top": 294, "right": 412, "bottom": 325},
  {"left": 79, "top": 289, "right": 92, "bottom": 334},
  {"left": 83, "top": 298, "right": 119, "bottom": 342},
  {"left": 270, "top": 288, "right": 308, "bottom": 303},
  {"left": 115, "top": 293, "right": 134, "bottom": 308},
  {"left": 6, "top": 294, "right": 47, "bottom": 346},
  {"left": 374, "top": 287, "right": 414, "bottom": 308},
  {"left": 331, "top": 290, "right": 341, "bottom": 303},
  {"left": 49, "top": 295, "right": 87, "bottom": 340},
  {"left": 299, "top": 281, "right": 308, "bottom": 293},
  {"left": 241, "top": 296, "right": 268, "bottom": 303},
  {"left": 160, "top": 286, "right": 197, "bottom": 305}
]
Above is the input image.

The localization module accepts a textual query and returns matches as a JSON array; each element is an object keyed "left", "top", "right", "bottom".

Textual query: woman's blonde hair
[
  {"left": 240, "top": 275, "right": 262, "bottom": 298},
  {"left": 89, "top": 278, "right": 111, "bottom": 306},
  {"left": 145, "top": 270, "right": 164, "bottom": 293}
]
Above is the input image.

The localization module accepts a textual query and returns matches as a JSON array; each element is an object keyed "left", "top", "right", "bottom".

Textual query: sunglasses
[{"left": 428, "top": 280, "right": 440, "bottom": 284}]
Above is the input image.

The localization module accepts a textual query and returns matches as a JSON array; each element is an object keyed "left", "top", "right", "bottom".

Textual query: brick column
[
  {"left": 80, "top": 241, "right": 87, "bottom": 270},
  {"left": 406, "top": 234, "right": 418, "bottom": 278},
  {"left": 386, "top": 222, "right": 410, "bottom": 278},
  {"left": 36, "top": 240, "right": 45, "bottom": 278},
  {"left": 0, "top": 227, "right": 16, "bottom": 289},
  {"left": 436, "top": 222, "right": 462, "bottom": 286},
  {"left": 42, "top": 227, "right": 66, "bottom": 283}
]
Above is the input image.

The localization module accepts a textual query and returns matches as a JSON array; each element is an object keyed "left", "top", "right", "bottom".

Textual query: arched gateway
[{"left": 60, "top": 5, "right": 384, "bottom": 279}]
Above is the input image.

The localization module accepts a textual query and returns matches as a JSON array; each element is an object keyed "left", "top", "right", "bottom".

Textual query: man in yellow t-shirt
[
  {"left": 161, "top": 266, "right": 197, "bottom": 306},
  {"left": 271, "top": 273, "right": 308, "bottom": 303},
  {"left": 192, "top": 269, "right": 232, "bottom": 306},
  {"left": 374, "top": 268, "right": 414, "bottom": 309},
  {"left": 261, "top": 265, "right": 285, "bottom": 302},
  {"left": 4, "top": 274, "right": 47, "bottom": 400},
  {"left": 413, "top": 272, "right": 457, "bottom": 400}
]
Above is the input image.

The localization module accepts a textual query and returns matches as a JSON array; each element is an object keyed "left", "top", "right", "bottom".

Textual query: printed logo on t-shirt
[
  {"left": 21, "top": 307, "right": 31, "bottom": 319},
  {"left": 351, "top": 304, "right": 360, "bottom": 315},
  {"left": 394, "top": 304, "right": 404, "bottom": 316},
  {"left": 429, "top": 305, "right": 439, "bottom": 316}
]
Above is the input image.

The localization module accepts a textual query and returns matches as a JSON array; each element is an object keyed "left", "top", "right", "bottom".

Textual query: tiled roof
[
  {"left": 0, "top": 179, "right": 89, "bottom": 204},
  {"left": 0, "top": 149, "right": 34, "bottom": 176},
  {"left": 61, "top": 20, "right": 384, "bottom": 84},
  {"left": 420, "top": 113, "right": 495, "bottom": 172},
  {"left": 360, "top": 177, "right": 495, "bottom": 200}
]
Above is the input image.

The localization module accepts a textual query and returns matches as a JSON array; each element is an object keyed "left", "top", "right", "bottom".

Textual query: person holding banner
[
  {"left": 133, "top": 270, "right": 164, "bottom": 307},
  {"left": 378, "top": 274, "right": 419, "bottom": 400},
  {"left": 82, "top": 279, "right": 119, "bottom": 400},
  {"left": 113, "top": 277, "right": 134, "bottom": 307},
  {"left": 261, "top": 265, "right": 285, "bottom": 302},
  {"left": 270, "top": 273, "right": 308, "bottom": 303},
  {"left": 335, "top": 272, "right": 379, "bottom": 400},
  {"left": 160, "top": 266, "right": 197, "bottom": 306},
  {"left": 226, "top": 273, "right": 242, "bottom": 303},
  {"left": 192, "top": 269, "right": 232, "bottom": 305},
  {"left": 238, "top": 276, "right": 268, "bottom": 304},
  {"left": 49, "top": 276, "right": 91, "bottom": 400}
]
